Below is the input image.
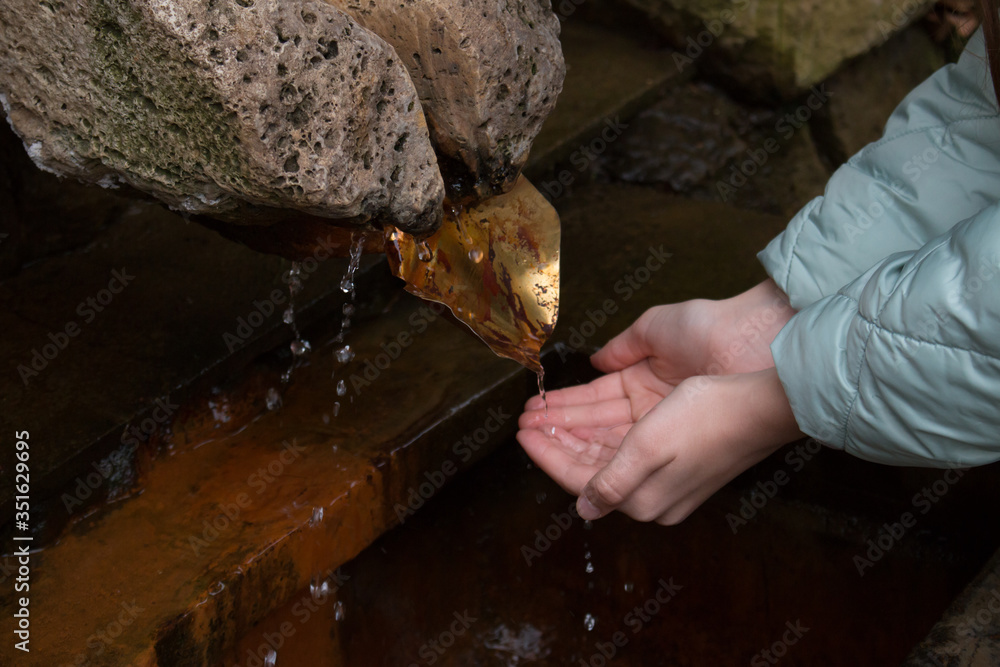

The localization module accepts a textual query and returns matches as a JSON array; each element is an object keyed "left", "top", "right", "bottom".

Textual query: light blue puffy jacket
[{"left": 759, "top": 29, "right": 1000, "bottom": 468}]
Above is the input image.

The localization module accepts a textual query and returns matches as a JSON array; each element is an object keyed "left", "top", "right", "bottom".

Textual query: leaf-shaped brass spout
[{"left": 385, "top": 176, "right": 560, "bottom": 373}]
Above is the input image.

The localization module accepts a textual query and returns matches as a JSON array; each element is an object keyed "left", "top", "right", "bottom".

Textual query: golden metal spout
[{"left": 385, "top": 176, "right": 560, "bottom": 373}]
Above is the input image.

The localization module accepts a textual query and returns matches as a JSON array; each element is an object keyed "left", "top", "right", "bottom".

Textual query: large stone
[
  {"left": 600, "top": 82, "right": 750, "bottom": 191},
  {"left": 328, "top": 0, "right": 565, "bottom": 202},
  {"left": 811, "top": 25, "right": 946, "bottom": 166},
  {"left": 0, "top": 0, "right": 445, "bottom": 234},
  {"left": 620, "top": 0, "right": 936, "bottom": 100}
]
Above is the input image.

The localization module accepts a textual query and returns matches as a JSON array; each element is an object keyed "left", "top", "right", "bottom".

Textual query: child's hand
[
  {"left": 518, "top": 368, "right": 802, "bottom": 525},
  {"left": 588, "top": 279, "right": 795, "bottom": 387},
  {"left": 518, "top": 279, "right": 800, "bottom": 524}
]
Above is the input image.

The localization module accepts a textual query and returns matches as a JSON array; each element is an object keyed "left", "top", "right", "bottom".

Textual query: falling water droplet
[
  {"left": 333, "top": 401, "right": 341, "bottom": 417},
  {"left": 336, "top": 380, "right": 347, "bottom": 396},
  {"left": 290, "top": 339, "right": 311, "bottom": 356},
  {"left": 282, "top": 307, "right": 295, "bottom": 324},
  {"left": 266, "top": 387, "right": 282, "bottom": 411},
  {"left": 334, "top": 601, "right": 345, "bottom": 621},
  {"left": 310, "top": 574, "right": 329, "bottom": 601},
  {"left": 310, "top": 507, "right": 324, "bottom": 526},
  {"left": 624, "top": 582, "right": 634, "bottom": 593},
  {"left": 264, "top": 648, "right": 277, "bottom": 667},
  {"left": 335, "top": 345, "right": 354, "bottom": 363},
  {"left": 585, "top": 561, "right": 594, "bottom": 574},
  {"left": 537, "top": 369, "right": 548, "bottom": 418},
  {"left": 584, "top": 551, "right": 592, "bottom": 560},
  {"left": 468, "top": 247, "right": 484, "bottom": 263},
  {"left": 343, "top": 303, "right": 356, "bottom": 317},
  {"left": 584, "top": 520, "right": 593, "bottom": 530},
  {"left": 288, "top": 261, "right": 303, "bottom": 296},
  {"left": 583, "top": 613, "right": 596, "bottom": 632},
  {"left": 340, "top": 233, "right": 365, "bottom": 293}
]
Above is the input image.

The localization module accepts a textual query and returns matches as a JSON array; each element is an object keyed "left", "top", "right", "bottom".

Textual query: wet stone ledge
[{"left": 1, "top": 182, "right": 790, "bottom": 665}]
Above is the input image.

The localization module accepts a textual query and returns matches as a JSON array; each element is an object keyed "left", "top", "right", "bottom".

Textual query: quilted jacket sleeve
[
  {"left": 759, "top": 29, "right": 1000, "bottom": 310},
  {"left": 770, "top": 204, "right": 1000, "bottom": 467}
]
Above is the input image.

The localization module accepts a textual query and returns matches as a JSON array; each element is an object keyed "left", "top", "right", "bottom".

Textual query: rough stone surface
[
  {"left": 0, "top": 0, "right": 445, "bottom": 233},
  {"left": 600, "top": 82, "right": 751, "bottom": 191},
  {"left": 328, "top": 0, "right": 565, "bottom": 202},
  {"left": 903, "top": 547, "right": 1000, "bottom": 666},
  {"left": 621, "top": 0, "right": 936, "bottom": 100},
  {"left": 811, "top": 24, "right": 946, "bottom": 166}
]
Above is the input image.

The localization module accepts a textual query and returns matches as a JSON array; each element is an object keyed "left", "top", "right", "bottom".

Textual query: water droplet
[
  {"left": 342, "top": 303, "right": 356, "bottom": 317},
  {"left": 584, "top": 551, "right": 592, "bottom": 560},
  {"left": 585, "top": 561, "right": 594, "bottom": 574},
  {"left": 624, "top": 582, "right": 634, "bottom": 593},
  {"left": 545, "top": 425, "right": 556, "bottom": 437},
  {"left": 281, "top": 369, "right": 292, "bottom": 384},
  {"left": 282, "top": 307, "right": 295, "bottom": 324},
  {"left": 416, "top": 240, "right": 433, "bottom": 262},
  {"left": 264, "top": 648, "right": 277, "bottom": 667},
  {"left": 468, "top": 247, "right": 484, "bottom": 263},
  {"left": 334, "top": 600, "right": 345, "bottom": 621},
  {"left": 336, "top": 380, "right": 347, "bottom": 396},
  {"left": 583, "top": 613, "right": 596, "bottom": 632},
  {"left": 335, "top": 345, "right": 354, "bottom": 363},
  {"left": 310, "top": 574, "right": 329, "bottom": 600},
  {"left": 535, "top": 492, "right": 547, "bottom": 504},
  {"left": 310, "top": 507, "right": 323, "bottom": 526},
  {"left": 266, "top": 387, "right": 282, "bottom": 411},
  {"left": 584, "top": 520, "right": 593, "bottom": 530},
  {"left": 333, "top": 401, "right": 341, "bottom": 417},
  {"left": 322, "top": 413, "right": 330, "bottom": 424},
  {"left": 340, "top": 233, "right": 365, "bottom": 293},
  {"left": 290, "top": 338, "right": 311, "bottom": 356}
]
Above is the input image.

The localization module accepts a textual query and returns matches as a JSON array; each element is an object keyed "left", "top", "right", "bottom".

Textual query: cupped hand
[
  {"left": 517, "top": 279, "right": 799, "bottom": 525},
  {"left": 518, "top": 368, "right": 802, "bottom": 525}
]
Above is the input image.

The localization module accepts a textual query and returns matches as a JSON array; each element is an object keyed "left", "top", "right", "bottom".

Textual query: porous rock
[
  {"left": 328, "top": 0, "right": 566, "bottom": 201},
  {"left": 0, "top": 0, "right": 445, "bottom": 234}
]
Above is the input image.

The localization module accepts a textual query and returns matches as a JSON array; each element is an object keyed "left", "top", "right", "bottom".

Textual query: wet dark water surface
[{"left": 223, "top": 428, "right": 995, "bottom": 666}]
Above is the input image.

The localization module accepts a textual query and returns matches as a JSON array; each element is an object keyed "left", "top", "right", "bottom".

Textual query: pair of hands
[{"left": 517, "top": 280, "right": 804, "bottom": 525}]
